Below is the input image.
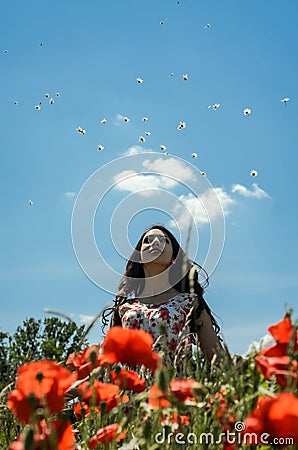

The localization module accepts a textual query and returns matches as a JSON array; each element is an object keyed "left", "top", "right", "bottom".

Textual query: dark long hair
[{"left": 102, "top": 224, "right": 220, "bottom": 335}]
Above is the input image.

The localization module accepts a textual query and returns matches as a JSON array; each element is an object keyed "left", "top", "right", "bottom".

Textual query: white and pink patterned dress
[{"left": 118, "top": 293, "right": 197, "bottom": 362}]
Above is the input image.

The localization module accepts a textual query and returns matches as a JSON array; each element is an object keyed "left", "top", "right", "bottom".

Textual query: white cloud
[
  {"left": 243, "top": 333, "right": 275, "bottom": 357},
  {"left": 169, "top": 187, "right": 235, "bottom": 229},
  {"left": 113, "top": 170, "right": 174, "bottom": 196},
  {"left": 79, "top": 314, "right": 96, "bottom": 324},
  {"left": 142, "top": 157, "right": 196, "bottom": 183},
  {"left": 115, "top": 113, "right": 125, "bottom": 122},
  {"left": 64, "top": 191, "right": 76, "bottom": 198},
  {"left": 231, "top": 183, "right": 270, "bottom": 199},
  {"left": 113, "top": 156, "right": 197, "bottom": 194},
  {"left": 123, "top": 145, "right": 154, "bottom": 156}
]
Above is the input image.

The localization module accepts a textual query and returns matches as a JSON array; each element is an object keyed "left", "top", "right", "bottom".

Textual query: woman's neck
[
  {"left": 140, "top": 268, "right": 172, "bottom": 297},
  {"left": 139, "top": 286, "right": 180, "bottom": 304}
]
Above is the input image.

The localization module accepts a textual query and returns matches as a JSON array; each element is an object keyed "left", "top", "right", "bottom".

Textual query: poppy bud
[{"left": 24, "top": 428, "right": 34, "bottom": 450}]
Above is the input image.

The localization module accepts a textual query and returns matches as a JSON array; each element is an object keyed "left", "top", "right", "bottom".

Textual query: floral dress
[{"left": 118, "top": 293, "right": 197, "bottom": 363}]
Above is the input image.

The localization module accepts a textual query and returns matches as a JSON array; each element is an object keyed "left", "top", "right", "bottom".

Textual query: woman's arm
[{"left": 195, "top": 309, "right": 225, "bottom": 361}]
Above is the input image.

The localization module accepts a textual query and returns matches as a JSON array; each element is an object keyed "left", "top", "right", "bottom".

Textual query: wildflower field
[{"left": 1, "top": 314, "right": 297, "bottom": 450}]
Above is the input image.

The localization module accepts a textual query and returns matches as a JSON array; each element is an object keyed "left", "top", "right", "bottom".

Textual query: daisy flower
[
  {"left": 183, "top": 74, "right": 188, "bottom": 81},
  {"left": 123, "top": 116, "right": 130, "bottom": 122},
  {"left": 145, "top": 131, "right": 151, "bottom": 136},
  {"left": 208, "top": 103, "right": 220, "bottom": 110},
  {"left": 35, "top": 104, "right": 41, "bottom": 110},
  {"left": 250, "top": 169, "right": 258, "bottom": 177},
  {"left": 170, "top": 72, "right": 174, "bottom": 77},
  {"left": 76, "top": 126, "right": 86, "bottom": 135},
  {"left": 160, "top": 145, "right": 167, "bottom": 151},
  {"left": 101, "top": 118, "right": 107, "bottom": 124},
  {"left": 136, "top": 77, "right": 143, "bottom": 84},
  {"left": 139, "top": 136, "right": 146, "bottom": 143},
  {"left": 49, "top": 98, "right": 54, "bottom": 104},
  {"left": 243, "top": 108, "right": 251, "bottom": 115},
  {"left": 281, "top": 97, "right": 290, "bottom": 106},
  {"left": 200, "top": 171, "right": 207, "bottom": 176},
  {"left": 45, "top": 93, "right": 49, "bottom": 99},
  {"left": 177, "top": 121, "right": 186, "bottom": 130},
  {"left": 142, "top": 117, "right": 148, "bottom": 122},
  {"left": 191, "top": 153, "right": 198, "bottom": 158},
  {"left": 203, "top": 23, "right": 211, "bottom": 29},
  {"left": 56, "top": 92, "right": 61, "bottom": 97},
  {"left": 98, "top": 145, "right": 104, "bottom": 151},
  {"left": 29, "top": 200, "right": 33, "bottom": 205}
]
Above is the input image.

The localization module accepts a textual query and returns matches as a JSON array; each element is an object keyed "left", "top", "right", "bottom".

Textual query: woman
[{"left": 102, "top": 224, "right": 223, "bottom": 364}]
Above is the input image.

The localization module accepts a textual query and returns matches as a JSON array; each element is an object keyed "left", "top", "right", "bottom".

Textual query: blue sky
[{"left": 1, "top": 0, "right": 297, "bottom": 354}]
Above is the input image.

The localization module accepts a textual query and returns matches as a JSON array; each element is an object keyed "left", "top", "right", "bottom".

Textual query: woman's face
[{"left": 140, "top": 228, "right": 174, "bottom": 271}]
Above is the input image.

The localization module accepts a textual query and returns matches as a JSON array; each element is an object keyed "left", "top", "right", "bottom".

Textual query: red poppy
[
  {"left": 255, "top": 315, "right": 298, "bottom": 389},
  {"left": 268, "top": 316, "right": 297, "bottom": 347},
  {"left": 170, "top": 379, "right": 196, "bottom": 402},
  {"left": 244, "top": 393, "right": 298, "bottom": 446},
  {"left": 256, "top": 353, "right": 297, "bottom": 389},
  {"left": 89, "top": 423, "right": 126, "bottom": 448},
  {"left": 66, "top": 345, "right": 105, "bottom": 380},
  {"left": 73, "top": 401, "right": 91, "bottom": 419},
  {"left": 7, "top": 361, "right": 75, "bottom": 424},
  {"left": 161, "top": 411, "right": 190, "bottom": 427},
  {"left": 9, "top": 419, "right": 74, "bottom": 450},
  {"left": 110, "top": 369, "right": 146, "bottom": 392},
  {"left": 255, "top": 340, "right": 297, "bottom": 389},
  {"left": 102, "top": 326, "right": 160, "bottom": 371},
  {"left": 78, "top": 380, "right": 120, "bottom": 411},
  {"left": 148, "top": 383, "right": 171, "bottom": 409}
]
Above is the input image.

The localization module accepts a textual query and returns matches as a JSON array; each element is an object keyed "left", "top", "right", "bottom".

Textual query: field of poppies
[{"left": 0, "top": 313, "right": 297, "bottom": 449}]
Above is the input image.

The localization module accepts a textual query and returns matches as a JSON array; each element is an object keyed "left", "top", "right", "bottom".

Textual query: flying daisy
[
  {"left": 142, "top": 117, "right": 149, "bottom": 122},
  {"left": 183, "top": 74, "right": 188, "bottom": 81},
  {"left": 281, "top": 97, "right": 290, "bottom": 106},
  {"left": 56, "top": 92, "right": 61, "bottom": 97},
  {"left": 139, "top": 136, "right": 146, "bottom": 143},
  {"left": 191, "top": 153, "right": 198, "bottom": 158},
  {"left": 136, "top": 77, "right": 143, "bottom": 84},
  {"left": 250, "top": 169, "right": 258, "bottom": 177},
  {"left": 208, "top": 103, "right": 220, "bottom": 110},
  {"left": 98, "top": 145, "right": 104, "bottom": 151},
  {"left": 177, "top": 121, "right": 186, "bottom": 130},
  {"left": 49, "top": 98, "right": 54, "bottom": 104},
  {"left": 45, "top": 93, "right": 49, "bottom": 99},
  {"left": 200, "top": 171, "right": 207, "bottom": 176},
  {"left": 76, "top": 126, "right": 86, "bottom": 135},
  {"left": 160, "top": 144, "right": 167, "bottom": 151},
  {"left": 101, "top": 118, "right": 107, "bottom": 124},
  {"left": 35, "top": 104, "right": 41, "bottom": 110},
  {"left": 145, "top": 131, "right": 151, "bottom": 136},
  {"left": 29, "top": 200, "right": 33, "bottom": 205},
  {"left": 203, "top": 23, "right": 211, "bottom": 29},
  {"left": 243, "top": 108, "right": 252, "bottom": 115},
  {"left": 170, "top": 72, "right": 175, "bottom": 77}
]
